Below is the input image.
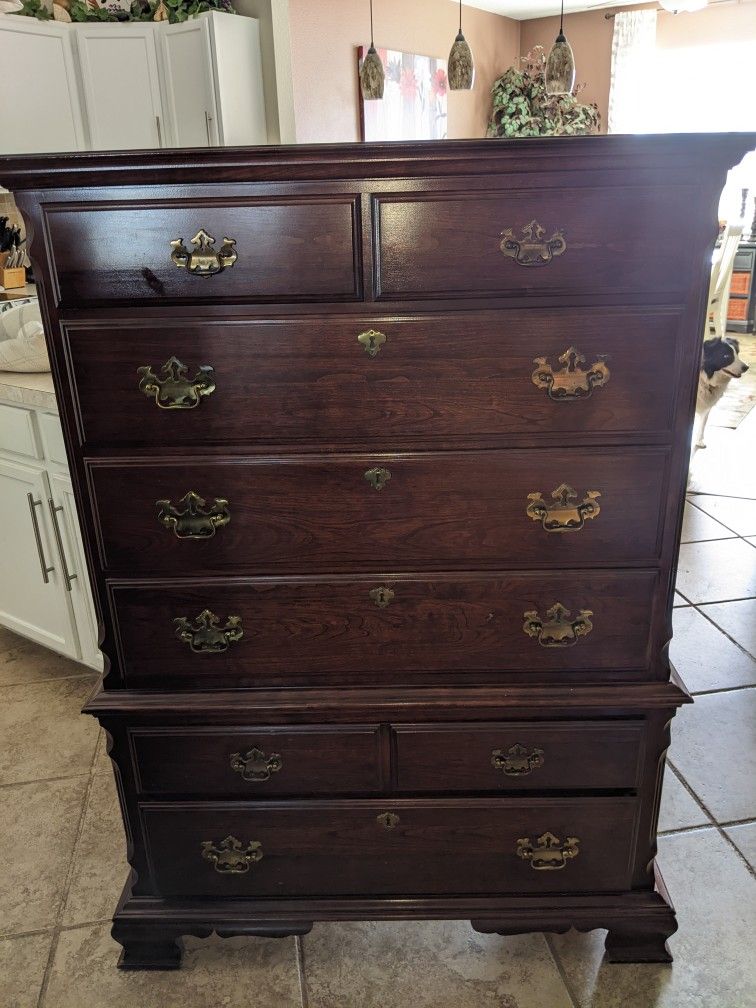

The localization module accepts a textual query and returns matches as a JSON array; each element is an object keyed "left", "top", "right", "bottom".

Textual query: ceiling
[{"left": 460, "top": 1, "right": 622, "bottom": 19}]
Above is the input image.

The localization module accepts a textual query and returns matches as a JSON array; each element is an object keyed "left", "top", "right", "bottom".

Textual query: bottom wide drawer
[{"left": 140, "top": 797, "right": 639, "bottom": 898}]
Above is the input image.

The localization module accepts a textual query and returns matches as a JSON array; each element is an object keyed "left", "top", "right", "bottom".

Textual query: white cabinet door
[
  {"left": 48, "top": 474, "right": 102, "bottom": 671},
  {"left": 76, "top": 24, "right": 164, "bottom": 150},
  {"left": 206, "top": 12, "right": 267, "bottom": 147},
  {"left": 0, "top": 20, "right": 86, "bottom": 155},
  {"left": 160, "top": 18, "right": 218, "bottom": 147},
  {"left": 0, "top": 459, "right": 78, "bottom": 658}
]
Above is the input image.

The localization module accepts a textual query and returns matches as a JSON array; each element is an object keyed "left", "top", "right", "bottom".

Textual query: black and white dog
[{"left": 692, "top": 336, "right": 749, "bottom": 456}]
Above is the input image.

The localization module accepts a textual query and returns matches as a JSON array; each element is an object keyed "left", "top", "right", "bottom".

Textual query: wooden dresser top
[{"left": 1, "top": 133, "right": 754, "bottom": 190}]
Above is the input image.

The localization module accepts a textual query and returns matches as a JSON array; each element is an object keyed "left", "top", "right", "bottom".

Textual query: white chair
[{"left": 706, "top": 222, "right": 743, "bottom": 342}]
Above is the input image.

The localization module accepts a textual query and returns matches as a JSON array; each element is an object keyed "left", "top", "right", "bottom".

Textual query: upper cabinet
[
  {"left": 0, "top": 12, "right": 267, "bottom": 156},
  {"left": 160, "top": 13, "right": 266, "bottom": 148},
  {"left": 0, "top": 19, "right": 87, "bottom": 155},
  {"left": 76, "top": 23, "right": 164, "bottom": 151}
]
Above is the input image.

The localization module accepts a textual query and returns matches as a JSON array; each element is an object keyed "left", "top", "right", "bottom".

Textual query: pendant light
[
  {"left": 359, "top": 0, "right": 385, "bottom": 101},
  {"left": 545, "top": 0, "right": 575, "bottom": 96},
  {"left": 448, "top": 0, "right": 474, "bottom": 91}
]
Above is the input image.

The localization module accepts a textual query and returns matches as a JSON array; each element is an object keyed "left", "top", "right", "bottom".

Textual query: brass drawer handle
[
  {"left": 377, "top": 811, "right": 400, "bottom": 830},
  {"left": 174, "top": 609, "right": 243, "bottom": 653},
  {"left": 201, "top": 835, "right": 262, "bottom": 874},
  {"left": 517, "top": 832, "right": 580, "bottom": 870},
  {"left": 357, "top": 329, "right": 387, "bottom": 357},
  {"left": 156, "top": 490, "right": 230, "bottom": 539},
  {"left": 138, "top": 356, "right": 216, "bottom": 409},
  {"left": 532, "top": 347, "right": 609, "bottom": 400},
  {"left": 230, "top": 747, "right": 283, "bottom": 782},
  {"left": 369, "top": 585, "right": 395, "bottom": 608},
  {"left": 523, "top": 603, "right": 593, "bottom": 648},
  {"left": 364, "top": 466, "right": 391, "bottom": 491},
  {"left": 170, "top": 229, "right": 237, "bottom": 276},
  {"left": 491, "top": 743, "right": 544, "bottom": 777},
  {"left": 500, "top": 220, "right": 566, "bottom": 267},
  {"left": 526, "top": 483, "right": 601, "bottom": 532}
]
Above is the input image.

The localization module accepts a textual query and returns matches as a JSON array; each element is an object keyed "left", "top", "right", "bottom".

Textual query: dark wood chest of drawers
[{"left": 6, "top": 133, "right": 754, "bottom": 970}]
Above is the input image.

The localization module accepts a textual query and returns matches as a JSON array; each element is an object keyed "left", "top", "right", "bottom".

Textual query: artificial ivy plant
[
  {"left": 15, "top": 0, "right": 234, "bottom": 23},
  {"left": 487, "top": 46, "right": 600, "bottom": 139}
]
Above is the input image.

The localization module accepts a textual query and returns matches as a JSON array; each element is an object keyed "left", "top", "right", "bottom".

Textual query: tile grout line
[
  {"left": 667, "top": 760, "right": 756, "bottom": 882},
  {"left": 294, "top": 933, "right": 310, "bottom": 1008},
  {"left": 690, "top": 683, "right": 756, "bottom": 698},
  {"left": 685, "top": 497, "right": 744, "bottom": 538},
  {"left": 688, "top": 492, "right": 756, "bottom": 502},
  {"left": 689, "top": 602, "right": 756, "bottom": 663},
  {"left": 0, "top": 927, "right": 55, "bottom": 943},
  {"left": 681, "top": 593, "right": 756, "bottom": 606},
  {"left": 36, "top": 731, "right": 103, "bottom": 1008},
  {"left": 544, "top": 933, "right": 580, "bottom": 1008},
  {"left": 0, "top": 771, "right": 93, "bottom": 791}
]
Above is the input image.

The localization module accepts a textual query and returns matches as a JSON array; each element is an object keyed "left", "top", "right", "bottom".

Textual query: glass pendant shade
[
  {"left": 360, "top": 44, "right": 385, "bottom": 101},
  {"left": 545, "top": 32, "right": 575, "bottom": 96},
  {"left": 448, "top": 30, "right": 474, "bottom": 91}
]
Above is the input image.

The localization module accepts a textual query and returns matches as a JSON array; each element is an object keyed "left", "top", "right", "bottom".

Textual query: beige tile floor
[{"left": 1, "top": 414, "right": 755, "bottom": 1008}]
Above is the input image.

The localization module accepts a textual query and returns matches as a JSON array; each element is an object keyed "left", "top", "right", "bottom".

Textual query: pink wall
[{"left": 287, "top": 0, "right": 520, "bottom": 143}]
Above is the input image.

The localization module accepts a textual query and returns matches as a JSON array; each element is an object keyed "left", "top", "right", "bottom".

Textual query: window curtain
[{"left": 607, "top": 10, "right": 658, "bottom": 134}]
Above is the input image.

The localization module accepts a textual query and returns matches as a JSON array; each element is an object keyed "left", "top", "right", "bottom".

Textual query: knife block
[{"left": 0, "top": 266, "right": 26, "bottom": 289}]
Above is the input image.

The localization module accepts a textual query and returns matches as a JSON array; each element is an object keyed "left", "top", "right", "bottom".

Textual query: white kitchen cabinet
[
  {"left": 0, "top": 457, "right": 80, "bottom": 659},
  {"left": 160, "top": 17, "right": 219, "bottom": 147},
  {"left": 160, "top": 13, "right": 266, "bottom": 147},
  {"left": 0, "top": 389, "right": 102, "bottom": 671},
  {"left": 0, "top": 13, "right": 268, "bottom": 156},
  {"left": 48, "top": 472, "right": 101, "bottom": 669},
  {"left": 75, "top": 23, "right": 164, "bottom": 151},
  {"left": 0, "top": 19, "right": 86, "bottom": 155}
]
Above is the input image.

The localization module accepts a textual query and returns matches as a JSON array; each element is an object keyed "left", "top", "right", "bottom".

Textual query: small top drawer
[
  {"left": 43, "top": 195, "right": 361, "bottom": 307},
  {"left": 375, "top": 182, "right": 699, "bottom": 301},
  {"left": 393, "top": 721, "right": 644, "bottom": 792},
  {"left": 0, "top": 402, "right": 40, "bottom": 460},
  {"left": 130, "top": 724, "right": 383, "bottom": 796}
]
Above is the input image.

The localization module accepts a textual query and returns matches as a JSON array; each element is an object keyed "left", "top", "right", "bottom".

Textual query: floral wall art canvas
[{"left": 358, "top": 46, "right": 448, "bottom": 142}]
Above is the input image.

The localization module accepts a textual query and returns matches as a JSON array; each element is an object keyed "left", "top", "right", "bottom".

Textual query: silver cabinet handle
[
  {"left": 48, "top": 498, "right": 78, "bottom": 592},
  {"left": 205, "top": 110, "right": 213, "bottom": 146},
  {"left": 27, "top": 493, "right": 54, "bottom": 584},
  {"left": 155, "top": 115, "right": 163, "bottom": 147}
]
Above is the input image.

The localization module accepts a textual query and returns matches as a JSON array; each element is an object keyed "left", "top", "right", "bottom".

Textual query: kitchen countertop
[
  {"left": 0, "top": 282, "right": 36, "bottom": 303},
  {"left": 0, "top": 370, "right": 57, "bottom": 412}
]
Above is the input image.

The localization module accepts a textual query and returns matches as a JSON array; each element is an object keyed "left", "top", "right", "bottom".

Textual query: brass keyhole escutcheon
[
  {"left": 369, "top": 586, "right": 395, "bottom": 608},
  {"left": 358, "top": 329, "right": 387, "bottom": 357},
  {"left": 364, "top": 467, "right": 391, "bottom": 491},
  {"left": 377, "top": 811, "right": 400, "bottom": 830}
]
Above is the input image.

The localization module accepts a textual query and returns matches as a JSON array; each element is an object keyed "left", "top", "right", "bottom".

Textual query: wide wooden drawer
[
  {"left": 140, "top": 797, "right": 639, "bottom": 897},
  {"left": 62, "top": 307, "right": 682, "bottom": 448},
  {"left": 88, "top": 448, "right": 668, "bottom": 575},
  {"left": 374, "top": 182, "right": 698, "bottom": 301},
  {"left": 393, "top": 721, "right": 644, "bottom": 792},
  {"left": 43, "top": 195, "right": 360, "bottom": 307},
  {"left": 130, "top": 725, "right": 383, "bottom": 796},
  {"left": 108, "top": 571, "right": 658, "bottom": 688}
]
